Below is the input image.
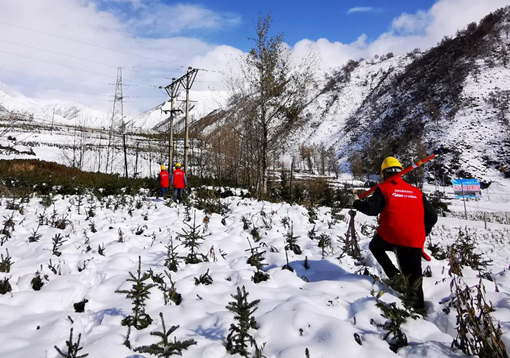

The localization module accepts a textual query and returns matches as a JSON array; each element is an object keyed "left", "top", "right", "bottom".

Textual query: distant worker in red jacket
[
  {"left": 158, "top": 164, "right": 170, "bottom": 198},
  {"left": 171, "top": 163, "right": 187, "bottom": 203},
  {"left": 353, "top": 156, "right": 437, "bottom": 312}
]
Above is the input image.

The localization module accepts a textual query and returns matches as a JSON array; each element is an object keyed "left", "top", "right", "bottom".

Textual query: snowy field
[{"left": 0, "top": 181, "right": 509, "bottom": 358}]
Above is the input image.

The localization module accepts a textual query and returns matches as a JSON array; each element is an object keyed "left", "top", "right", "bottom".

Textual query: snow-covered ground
[{"left": 0, "top": 182, "right": 509, "bottom": 358}]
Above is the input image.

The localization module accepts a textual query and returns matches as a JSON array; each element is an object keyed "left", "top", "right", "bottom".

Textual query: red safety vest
[
  {"left": 173, "top": 168, "right": 186, "bottom": 189},
  {"left": 159, "top": 170, "right": 169, "bottom": 188},
  {"left": 377, "top": 177, "right": 426, "bottom": 248}
]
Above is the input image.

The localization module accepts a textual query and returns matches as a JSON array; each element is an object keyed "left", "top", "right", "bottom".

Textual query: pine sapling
[
  {"left": 241, "top": 216, "right": 251, "bottom": 230},
  {"left": 225, "top": 286, "right": 260, "bottom": 357},
  {"left": 284, "top": 222, "right": 302, "bottom": 255},
  {"left": 116, "top": 256, "right": 156, "bottom": 347},
  {"left": 447, "top": 229, "right": 492, "bottom": 272},
  {"left": 307, "top": 225, "right": 317, "bottom": 241},
  {"left": 179, "top": 214, "right": 205, "bottom": 264},
  {"left": 194, "top": 268, "right": 213, "bottom": 285},
  {"left": 118, "top": 228, "right": 125, "bottom": 243},
  {"left": 1, "top": 211, "right": 16, "bottom": 239},
  {"left": 52, "top": 233, "right": 67, "bottom": 256},
  {"left": 86, "top": 205, "right": 95, "bottom": 219},
  {"left": 134, "top": 312, "right": 196, "bottom": 357},
  {"left": 280, "top": 216, "right": 290, "bottom": 229},
  {"left": 0, "top": 277, "right": 12, "bottom": 294},
  {"left": 250, "top": 226, "right": 261, "bottom": 242},
  {"left": 372, "top": 300, "right": 418, "bottom": 352},
  {"left": 87, "top": 220, "right": 97, "bottom": 233},
  {"left": 318, "top": 233, "right": 332, "bottom": 259},
  {"left": 246, "top": 239, "right": 269, "bottom": 283},
  {"left": 164, "top": 236, "right": 180, "bottom": 272},
  {"left": 0, "top": 249, "right": 13, "bottom": 273},
  {"left": 54, "top": 327, "right": 88, "bottom": 358},
  {"left": 31, "top": 272, "right": 46, "bottom": 291},
  {"left": 28, "top": 225, "right": 42, "bottom": 242}
]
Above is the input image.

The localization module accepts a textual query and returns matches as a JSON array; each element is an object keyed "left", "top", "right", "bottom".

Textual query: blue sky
[
  {"left": 97, "top": 0, "right": 437, "bottom": 50},
  {"left": 1, "top": 0, "right": 509, "bottom": 114},
  {"left": 177, "top": 0, "right": 436, "bottom": 50}
]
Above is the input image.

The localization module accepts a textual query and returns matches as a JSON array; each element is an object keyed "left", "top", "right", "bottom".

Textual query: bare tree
[{"left": 226, "top": 13, "right": 318, "bottom": 195}]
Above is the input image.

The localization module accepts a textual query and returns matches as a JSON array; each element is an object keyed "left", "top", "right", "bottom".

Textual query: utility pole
[
  {"left": 161, "top": 67, "right": 198, "bottom": 174},
  {"left": 162, "top": 78, "right": 179, "bottom": 167},
  {"left": 179, "top": 67, "right": 198, "bottom": 175}
]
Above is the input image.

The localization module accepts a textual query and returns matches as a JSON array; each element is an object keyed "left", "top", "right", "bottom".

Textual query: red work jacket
[
  {"left": 172, "top": 168, "right": 186, "bottom": 189},
  {"left": 159, "top": 170, "right": 169, "bottom": 188},
  {"left": 377, "top": 177, "right": 426, "bottom": 248}
]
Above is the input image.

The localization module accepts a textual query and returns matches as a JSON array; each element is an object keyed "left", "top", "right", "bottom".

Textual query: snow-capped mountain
[
  {"left": 194, "top": 6, "right": 510, "bottom": 185},
  {"left": 1, "top": 7, "right": 510, "bottom": 186}
]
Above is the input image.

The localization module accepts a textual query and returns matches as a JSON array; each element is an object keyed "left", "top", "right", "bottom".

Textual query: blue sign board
[{"left": 452, "top": 179, "right": 482, "bottom": 199}]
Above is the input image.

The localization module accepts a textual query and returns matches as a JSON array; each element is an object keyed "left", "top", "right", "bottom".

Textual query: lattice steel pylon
[{"left": 106, "top": 67, "right": 124, "bottom": 174}]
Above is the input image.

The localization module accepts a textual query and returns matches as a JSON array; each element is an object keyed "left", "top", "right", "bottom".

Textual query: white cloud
[
  {"left": 0, "top": 0, "right": 240, "bottom": 115},
  {"left": 391, "top": 10, "right": 431, "bottom": 36},
  {"left": 347, "top": 7, "right": 381, "bottom": 14},
  {"left": 119, "top": 1, "right": 241, "bottom": 36},
  {"left": 295, "top": 0, "right": 510, "bottom": 69},
  {"left": 0, "top": 0, "right": 509, "bottom": 117}
]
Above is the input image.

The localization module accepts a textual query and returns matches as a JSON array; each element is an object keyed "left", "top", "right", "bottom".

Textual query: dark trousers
[
  {"left": 173, "top": 188, "right": 184, "bottom": 203},
  {"left": 369, "top": 234, "right": 424, "bottom": 309},
  {"left": 160, "top": 187, "right": 168, "bottom": 197}
]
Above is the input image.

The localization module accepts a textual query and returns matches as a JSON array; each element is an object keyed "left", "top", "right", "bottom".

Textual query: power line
[
  {"left": 0, "top": 67, "right": 112, "bottom": 87},
  {"left": 0, "top": 49, "right": 157, "bottom": 87},
  {"left": 0, "top": 38, "right": 174, "bottom": 79},
  {"left": 0, "top": 20, "right": 187, "bottom": 68},
  {"left": 0, "top": 21, "right": 222, "bottom": 74}
]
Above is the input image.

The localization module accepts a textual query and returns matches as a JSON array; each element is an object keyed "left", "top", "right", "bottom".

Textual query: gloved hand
[{"left": 347, "top": 193, "right": 359, "bottom": 206}]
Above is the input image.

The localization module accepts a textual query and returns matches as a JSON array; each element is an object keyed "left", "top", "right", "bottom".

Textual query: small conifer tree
[
  {"left": 246, "top": 240, "right": 269, "bottom": 283},
  {"left": 54, "top": 327, "right": 88, "bottom": 358},
  {"left": 52, "top": 233, "right": 66, "bottom": 256},
  {"left": 179, "top": 214, "right": 205, "bottom": 264},
  {"left": 164, "top": 236, "right": 180, "bottom": 272},
  {"left": 134, "top": 312, "right": 196, "bottom": 357},
  {"left": 284, "top": 223, "right": 302, "bottom": 255},
  {"left": 116, "top": 256, "right": 156, "bottom": 347},
  {"left": 241, "top": 216, "right": 251, "bottom": 230},
  {"left": 194, "top": 269, "right": 213, "bottom": 285},
  {"left": 225, "top": 286, "right": 260, "bottom": 357},
  {"left": 0, "top": 277, "right": 12, "bottom": 294},
  {"left": 373, "top": 300, "right": 418, "bottom": 352},
  {"left": 28, "top": 225, "right": 42, "bottom": 242},
  {"left": 31, "top": 271, "right": 45, "bottom": 291},
  {"left": 0, "top": 249, "right": 13, "bottom": 273}
]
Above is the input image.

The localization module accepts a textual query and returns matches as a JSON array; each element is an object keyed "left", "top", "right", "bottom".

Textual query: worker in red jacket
[
  {"left": 171, "top": 163, "right": 187, "bottom": 203},
  {"left": 158, "top": 164, "right": 170, "bottom": 198},
  {"left": 353, "top": 156, "right": 437, "bottom": 312}
]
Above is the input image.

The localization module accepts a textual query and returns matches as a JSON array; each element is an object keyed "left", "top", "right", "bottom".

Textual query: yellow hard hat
[
  {"left": 175, "top": 163, "right": 181, "bottom": 168},
  {"left": 381, "top": 157, "right": 403, "bottom": 176},
  {"left": 161, "top": 164, "right": 166, "bottom": 170}
]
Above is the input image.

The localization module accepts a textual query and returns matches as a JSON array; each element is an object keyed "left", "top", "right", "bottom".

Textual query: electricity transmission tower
[{"left": 106, "top": 67, "right": 128, "bottom": 177}]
